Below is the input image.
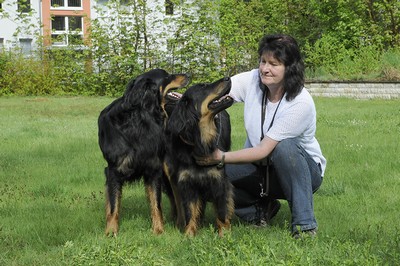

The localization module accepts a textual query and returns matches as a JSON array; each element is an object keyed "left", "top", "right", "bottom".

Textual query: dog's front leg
[
  {"left": 184, "top": 198, "right": 202, "bottom": 237},
  {"left": 171, "top": 182, "right": 186, "bottom": 231},
  {"left": 214, "top": 184, "right": 234, "bottom": 237}
]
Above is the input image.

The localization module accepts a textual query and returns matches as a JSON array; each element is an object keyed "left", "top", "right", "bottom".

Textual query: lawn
[{"left": 0, "top": 96, "right": 399, "bottom": 265}]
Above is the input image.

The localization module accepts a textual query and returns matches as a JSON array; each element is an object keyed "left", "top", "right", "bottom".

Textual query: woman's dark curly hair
[{"left": 258, "top": 34, "right": 304, "bottom": 101}]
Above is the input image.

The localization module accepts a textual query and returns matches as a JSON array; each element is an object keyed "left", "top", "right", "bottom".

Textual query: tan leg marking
[
  {"left": 145, "top": 185, "right": 164, "bottom": 235},
  {"left": 105, "top": 186, "right": 121, "bottom": 237},
  {"left": 184, "top": 199, "right": 201, "bottom": 237}
]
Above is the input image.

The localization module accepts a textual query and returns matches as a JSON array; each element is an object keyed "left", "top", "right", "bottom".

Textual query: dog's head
[
  {"left": 122, "top": 69, "right": 189, "bottom": 111},
  {"left": 168, "top": 77, "right": 233, "bottom": 154}
]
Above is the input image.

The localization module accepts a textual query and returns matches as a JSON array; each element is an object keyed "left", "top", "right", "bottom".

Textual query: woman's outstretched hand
[{"left": 195, "top": 149, "right": 223, "bottom": 166}]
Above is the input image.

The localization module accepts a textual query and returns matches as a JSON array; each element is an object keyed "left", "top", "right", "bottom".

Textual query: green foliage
[
  {"left": 88, "top": 0, "right": 144, "bottom": 95},
  {"left": 303, "top": 33, "right": 400, "bottom": 81},
  {"left": 216, "top": 0, "right": 265, "bottom": 75},
  {"left": 158, "top": 0, "right": 222, "bottom": 81},
  {"left": 381, "top": 47, "right": 400, "bottom": 80},
  {"left": 0, "top": 52, "right": 58, "bottom": 95},
  {"left": 0, "top": 0, "right": 399, "bottom": 96},
  {"left": 42, "top": 48, "right": 99, "bottom": 95},
  {"left": 0, "top": 48, "right": 103, "bottom": 96}
]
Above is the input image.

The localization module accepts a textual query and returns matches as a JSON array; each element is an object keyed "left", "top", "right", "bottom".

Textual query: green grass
[{"left": 0, "top": 96, "right": 399, "bottom": 265}]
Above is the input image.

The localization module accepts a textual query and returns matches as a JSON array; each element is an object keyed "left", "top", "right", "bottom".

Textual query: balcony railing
[{"left": 51, "top": 0, "right": 82, "bottom": 8}]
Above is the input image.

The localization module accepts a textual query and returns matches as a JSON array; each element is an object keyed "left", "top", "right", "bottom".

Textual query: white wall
[
  {"left": 91, "top": 0, "right": 178, "bottom": 51},
  {"left": 0, "top": 0, "right": 187, "bottom": 53},
  {"left": 0, "top": 0, "right": 41, "bottom": 52}
]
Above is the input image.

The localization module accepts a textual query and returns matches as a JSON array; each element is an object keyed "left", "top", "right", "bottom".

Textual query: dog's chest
[{"left": 177, "top": 167, "right": 224, "bottom": 185}]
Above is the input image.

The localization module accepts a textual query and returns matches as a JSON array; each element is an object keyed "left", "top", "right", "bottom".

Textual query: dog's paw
[
  {"left": 152, "top": 225, "right": 164, "bottom": 235},
  {"left": 105, "top": 222, "right": 119, "bottom": 237}
]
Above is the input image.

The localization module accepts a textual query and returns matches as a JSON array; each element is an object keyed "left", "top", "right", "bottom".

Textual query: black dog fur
[
  {"left": 98, "top": 69, "right": 189, "bottom": 236},
  {"left": 163, "top": 77, "right": 235, "bottom": 237}
]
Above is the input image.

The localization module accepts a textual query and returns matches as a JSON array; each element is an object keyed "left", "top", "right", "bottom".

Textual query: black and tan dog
[
  {"left": 98, "top": 69, "right": 189, "bottom": 236},
  {"left": 164, "top": 77, "right": 234, "bottom": 237}
]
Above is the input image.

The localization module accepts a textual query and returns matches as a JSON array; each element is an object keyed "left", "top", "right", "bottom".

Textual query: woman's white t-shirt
[{"left": 230, "top": 69, "right": 327, "bottom": 176}]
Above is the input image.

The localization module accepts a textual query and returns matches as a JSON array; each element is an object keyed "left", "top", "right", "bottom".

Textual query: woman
[{"left": 196, "top": 34, "right": 326, "bottom": 238}]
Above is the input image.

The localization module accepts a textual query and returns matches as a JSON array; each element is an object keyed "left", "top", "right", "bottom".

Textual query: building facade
[
  {"left": 0, "top": 0, "right": 41, "bottom": 52},
  {"left": 41, "top": 0, "right": 92, "bottom": 47},
  {"left": 0, "top": 0, "right": 179, "bottom": 53},
  {"left": 0, "top": 0, "right": 94, "bottom": 52}
]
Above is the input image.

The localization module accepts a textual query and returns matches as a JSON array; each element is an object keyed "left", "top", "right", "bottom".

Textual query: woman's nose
[{"left": 260, "top": 63, "right": 270, "bottom": 72}]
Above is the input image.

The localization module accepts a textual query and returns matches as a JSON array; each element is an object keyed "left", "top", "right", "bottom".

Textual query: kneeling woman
[{"left": 196, "top": 34, "right": 326, "bottom": 238}]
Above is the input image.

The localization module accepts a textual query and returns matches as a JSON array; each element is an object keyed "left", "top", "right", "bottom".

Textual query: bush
[
  {"left": 381, "top": 48, "right": 400, "bottom": 81},
  {"left": 0, "top": 51, "right": 60, "bottom": 96},
  {"left": 304, "top": 34, "right": 400, "bottom": 81},
  {"left": 1, "top": 44, "right": 399, "bottom": 97},
  {"left": 0, "top": 48, "right": 126, "bottom": 97}
]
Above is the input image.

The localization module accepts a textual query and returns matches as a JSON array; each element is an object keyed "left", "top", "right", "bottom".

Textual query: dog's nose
[{"left": 223, "top": 77, "right": 230, "bottom": 81}]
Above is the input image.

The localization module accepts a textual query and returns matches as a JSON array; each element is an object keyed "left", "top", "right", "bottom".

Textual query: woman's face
[{"left": 259, "top": 52, "right": 285, "bottom": 89}]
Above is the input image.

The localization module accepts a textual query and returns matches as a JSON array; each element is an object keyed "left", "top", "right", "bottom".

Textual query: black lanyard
[
  {"left": 259, "top": 89, "right": 283, "bottom": 198},
  {"left": 260, "top": 89, "right": 283, "bottom": 141}
]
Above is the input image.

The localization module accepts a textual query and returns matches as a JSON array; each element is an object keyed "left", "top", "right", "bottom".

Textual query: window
[
  {"left": 51, "top": 16, "right": 83, "bottom": 46},
  {"left": 18, "top": 0, "right": 31, "bottom": 13},
  {"left": 52, "top": 16, "right": 66, "bottom": 31},
  {"left": 69, "top": 16, "right": 82, "bottom": 31},
  {"left": 165, "top": 0, "right": 173, "bottom": 15},
  {"left": 51, "top": 0, "right": 63, "bottom": 6},
  {"left": 51, "top": 0, "right": 82, "bottom": 8},
  {"left": 19, "top": 38, "right": 32, "bottom": 54}
]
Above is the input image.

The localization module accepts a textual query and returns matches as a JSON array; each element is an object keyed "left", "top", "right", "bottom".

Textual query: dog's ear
[
  {"left": 122, "top": 78, "right": 138, "bottom": 109},
  {"left": 168, "top": 96, "right": 198, "bottom": 144},
  {"left": 140, "top": 79, "right": 160, "bottom": 111},
  {"left": 122, "top": 78, "right": 160, "bottom": 110}
]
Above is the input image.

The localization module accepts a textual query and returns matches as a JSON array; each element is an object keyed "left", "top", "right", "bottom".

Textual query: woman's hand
[
  {"left": 195, "top": 137, "right": 279, "bottom": 166},
  {"left": 195, "top": 149, "right": 223, "bottom": 166}
]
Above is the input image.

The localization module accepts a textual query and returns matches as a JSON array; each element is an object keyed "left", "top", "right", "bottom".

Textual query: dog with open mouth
[
  {"left": 98, "top": 69, "right": 189, "bottom": 236},
  {"left": 163, "top": 77, "right": 234, "bottom": 237}
]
